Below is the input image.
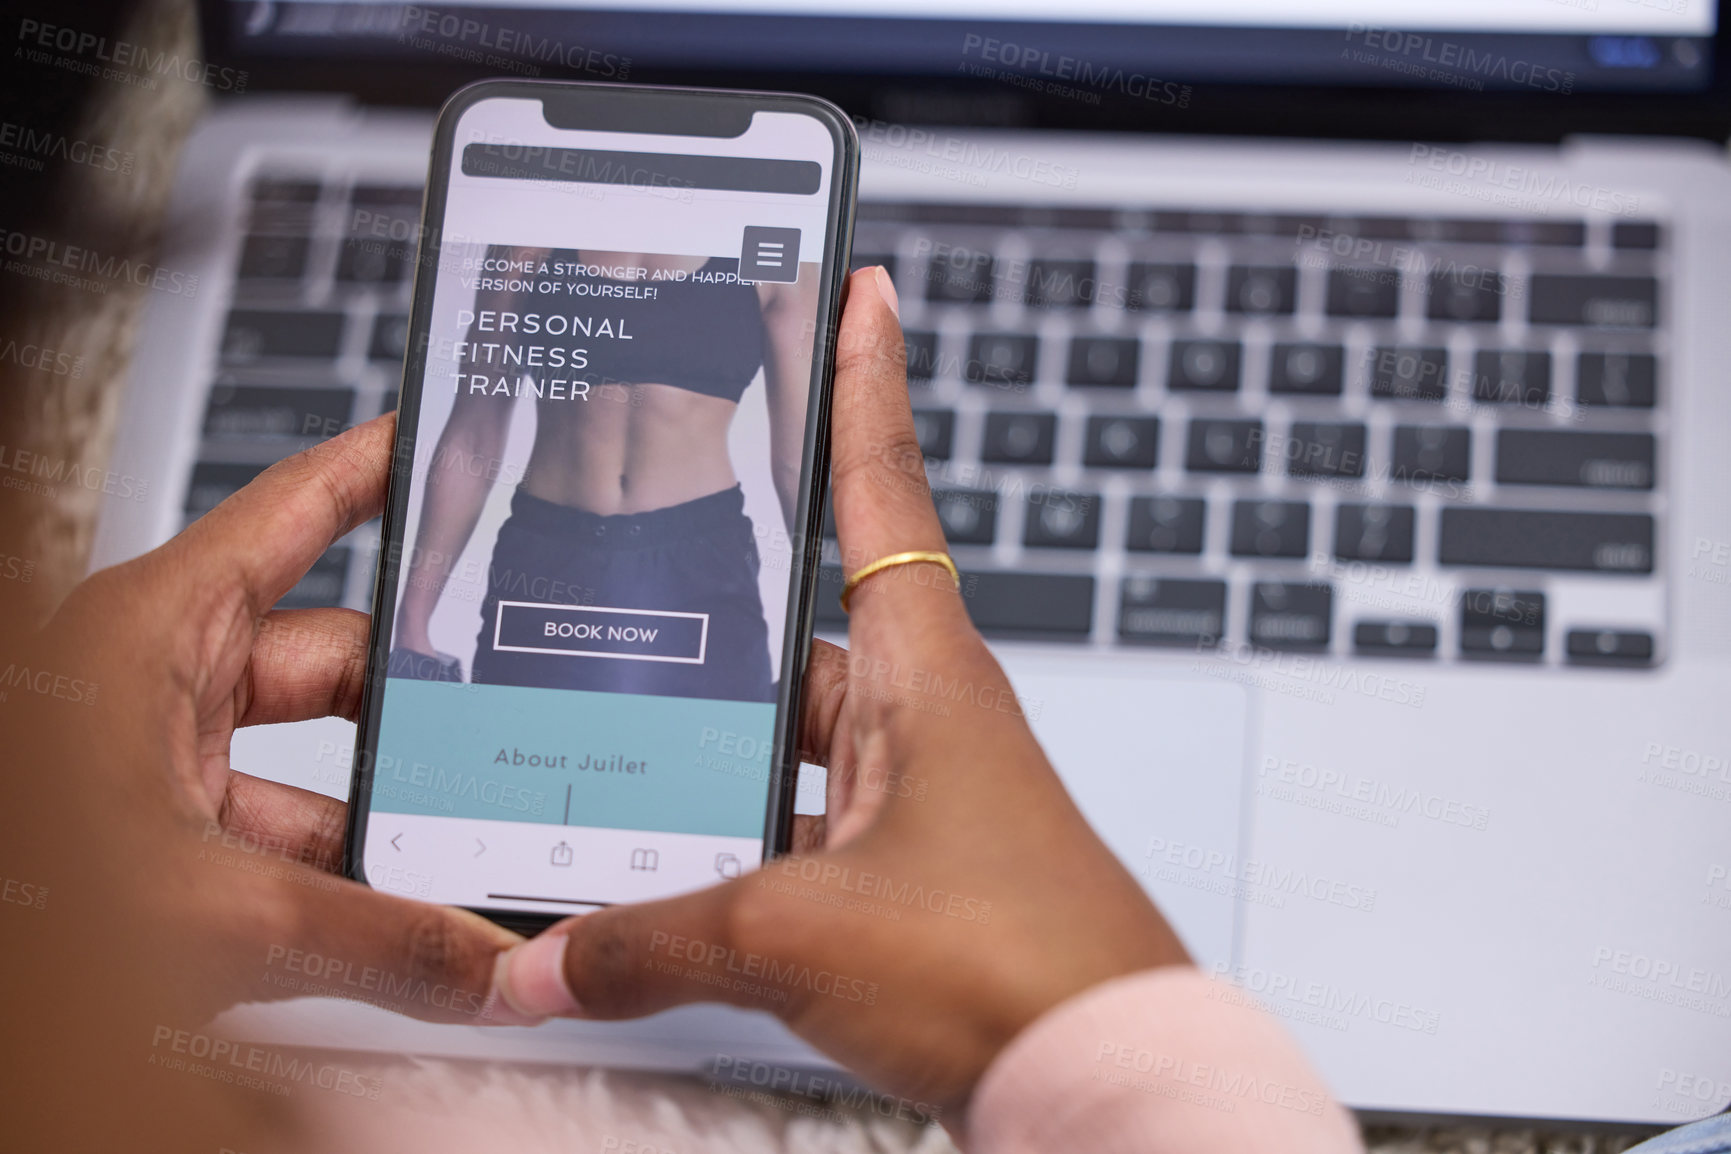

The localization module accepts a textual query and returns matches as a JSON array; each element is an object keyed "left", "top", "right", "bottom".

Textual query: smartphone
[{"left": 345, "top": 80, "right": 858, "bottom": 931}]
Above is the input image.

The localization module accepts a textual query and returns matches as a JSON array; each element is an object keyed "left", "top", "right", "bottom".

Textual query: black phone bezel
[{"left": 341, "top": 78, "right": 860, "bottom": 935}]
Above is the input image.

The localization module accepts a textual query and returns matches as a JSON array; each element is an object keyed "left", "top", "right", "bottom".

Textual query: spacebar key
[
  {"left": 962, "top": 572, "right": 1096, "bottom": 637},
  {"left": 1439, "top": 508, "right": 1654, "bottom": 573}
]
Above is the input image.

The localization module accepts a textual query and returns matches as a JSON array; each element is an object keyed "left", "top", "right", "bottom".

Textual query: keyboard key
[
  {"left": 1577, "top": 352, "right": 1656, "bottom": 408},
  {"left": 1154, "top": 211, "right": 1243, "bottom": 234},
  {"left": 1495, "top": 430, "right": 1655, "bottom": 490},
  {"left": 1126, "top": 262, "right": 1195, "bottom": 312},
  {"left": 1427, "top": 269, "right": 1504, "bottom": 322},
  {"left": 250, "top": 177, "right": 320, "bottom": 202},
  {"left": 222, "top": 310, "right": 344, "bottom": 363},
  {"left": 1392, "top": 425, "right": 1471, "bottom": 484},
  {"left": 1472, "top": 350, "right": 1551, "bottom": 406},
  {"left": 933, "top": 489, "right": 997, "bottom": 545},
  {"left": 1334, "top": 504, "right": 1416, "bottom": 563},
  {"left": 1231, "top": 500, "right": 1310, "bottom": 558},
  {"left": 1370, "top": 347, "right": 1447, "bottom": 401},
  {"left": 1501, "top": 220, "right": 1586, "bottom": 247},
  {"left": 247, "top": 178, "right": 319, "bottom": 233},
  {"left": 1249, "top": 582, "right": 1333, "bottom": 652},
  {"left": 1067, "top": 337, "right": 1139, "bottom": 388},
  {"left": 350, "top": 184, "right": 421, "bottom": 212},
  {"left": 1226, "top": 265, "right": 1297, "bottom": 314},
  {"left": 966, "top": 333, "right": 1038, "bottom": 387},
  {"left": 1354, "top": 621, "right": 1438, "bottom": 656},
  {"left": 926, "top": 245, "right": 996, "bottom": 303},
  {"left": 1025, "top": 259, "right": 1096, "bottom": 308},
  {"left": 236, "top": 234, "right": 310, "bottom": 280},
  {"left": 1459, "top": 588, "right": 1544, "bottom": 659},
  {"left": 1186, "top": 419, "right": 1262, "bottom": 473},
  {"left": 343, "top": 186, "right": 421, "bottom": 282},
  {"left": 905, "top": 331, "right": 940, "bottom": 382},
  {"left": 1126, "top": 496, "right": 1205, "bottom": 554},
  {"left": 1529, "top": 275, "right": 1658, "bottom": 328},
  {"left": 1269, "top": 343, "right": 1343, "bottom": 396},
  {"left": 911, "top": 409, "right": 955, "bottom": 459},
  {"left": 203, "top": 385, "right": 355, "bottom": 442},
  {"left": 1417, "top": 218, "right": 1496, "bottom": 244},
  {"left": 981, "top": 411, "right": 1056, "bottom": 464},
  {"left": 1083, "top": 415, "right": 1159, "bottom": 468},
  {"left": 862, "top": 202, "right": 1024, "bottom": 226},
  {"left": 1266, "top": 214, "right": 1331, "bottom": 240},
  {"left": 1119, "top": 577, "right": 1227, "bottom": 647},
  {"left": 1327, "top": 267, "right": 1400, "bottom": 318},
  {"left": 1347, "top": 215, "right": 1416, "bottom": 240},
  {"left": 962, "top": 572, "right": 1095, "bottom": 638},
  {"left": 280, "top": 547, "right": 350, "bottom": 610},
  {"left": 1285, "top": 422, "right": 1366, "bottom": 479},
  {"left": 185, "top": 462, "right": 269, "bottom": 518},
  {"left": 1566, "top": 629, "right": 1654, "bottom": 665},
  {"left": 1611, "top": 222, "right": 1661, "bottom": 251},
  {"left": 369, "top": 313, "right": 410, "bottom": 362},
  {"left": 1024, "top": 490, "right": 1101, "bottom": 549},
  {"left": 1439, "top": 509, "right": 1653, "bottom": 573},
  {"left": 337, "top": 238, "right": 411, "bottom": 285},
  {"left": 1168, "top": 340, "right": 1240, "bottom": 392}
]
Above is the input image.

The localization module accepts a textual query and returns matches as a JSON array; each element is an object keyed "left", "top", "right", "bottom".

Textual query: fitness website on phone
[{"left": 363, "top": 95, "right": 838, "bottom": 914}]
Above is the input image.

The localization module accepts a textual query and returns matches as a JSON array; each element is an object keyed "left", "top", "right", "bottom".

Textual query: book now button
[{"left": 492, "top": 601, "right": 709, "bottom": 664}]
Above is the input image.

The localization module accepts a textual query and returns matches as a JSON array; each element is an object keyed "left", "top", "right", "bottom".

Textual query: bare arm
[
  {"left": 758, "top": 265, "right": 822, "bottom": 536},
  {"left": 393, "top": 247, "right": 548, "bottom": 655},
  {"left": 392, "top": 377, "right": 513, "bottom": 656}
]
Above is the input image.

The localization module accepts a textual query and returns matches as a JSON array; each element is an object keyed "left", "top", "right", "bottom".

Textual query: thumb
[
  {"left": 828, "top": 266, "right": 967, "bottom": 642},
  {"left": 494, "top": 878, "right": 763, "bottom": 1020}
]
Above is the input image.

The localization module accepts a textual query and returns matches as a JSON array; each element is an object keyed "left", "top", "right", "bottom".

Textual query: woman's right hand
[{"left": 498, "top": 267, "right": 1190, "bottom": 1122}]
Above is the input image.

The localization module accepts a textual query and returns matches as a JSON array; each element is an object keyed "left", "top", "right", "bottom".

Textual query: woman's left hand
[{"left": 5, "top": 414, "right": 529, "bottom": 1029}]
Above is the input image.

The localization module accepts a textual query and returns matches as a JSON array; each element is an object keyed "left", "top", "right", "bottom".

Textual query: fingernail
[
  {"left": 873, "top": 265, "right": 900, "bottom": 318},
  {"left": 493, "top": 930, "right": 581, "bottom": 1019}
]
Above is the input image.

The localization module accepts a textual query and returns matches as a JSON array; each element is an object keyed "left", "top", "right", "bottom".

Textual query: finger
[
  {"left": 215, "top": 771, "right": 348, "bottom": 875},
  {"left": 795, "top": 637, "right": 849, "bottom": 767},
  {"left": 494, "top": 880, "right": 765, "bottom": 1021},
  {"left": 240, "top": 608, "right": 370, "bottom": 727},
  {"left": 243, "top": 873, "right": 528, "bottom": 1026},
  {"left": 171, "top": 414, "right": 397, "bottom": 618},
  {"left": 791, "top": 814, "right": 826, "bottom": 853},
  {"left": 827, "top": 267, "right": 963, "bottom": 628}
]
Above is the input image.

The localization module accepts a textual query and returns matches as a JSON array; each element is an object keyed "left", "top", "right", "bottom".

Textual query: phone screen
[{"left": 358, "top": 89, "right": 848, "bottom": 916}]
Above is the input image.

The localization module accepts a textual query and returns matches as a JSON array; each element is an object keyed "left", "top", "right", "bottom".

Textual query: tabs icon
[{"left": 740, "top": 226, "right": 800, "bottom": 283}]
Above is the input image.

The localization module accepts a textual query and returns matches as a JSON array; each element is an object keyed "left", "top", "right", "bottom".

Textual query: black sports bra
[{"left": 492, "top": 250, "right": 766, "bottom": 404}]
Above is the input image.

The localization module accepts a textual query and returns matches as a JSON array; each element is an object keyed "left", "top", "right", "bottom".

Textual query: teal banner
[{"left": 372, "top": 679, "right": 776, "bottom": 838}]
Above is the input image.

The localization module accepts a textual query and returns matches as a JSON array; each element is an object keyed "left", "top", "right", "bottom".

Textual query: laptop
[{"left": 91, "top": 0, "right": 1731, "bottom": 1129}]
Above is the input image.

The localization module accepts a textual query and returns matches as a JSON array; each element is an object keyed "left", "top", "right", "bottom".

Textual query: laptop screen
[{"left": 226, "top": 0, "right": 1716, "bottom": 95}]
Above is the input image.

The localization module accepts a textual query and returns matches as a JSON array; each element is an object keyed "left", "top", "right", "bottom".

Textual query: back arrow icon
[
  {"left": 391, "top": 833, "right": 402, "bottom": 851},
  {"left": 474, "top": 839, "right": 486, "bottom": 857}
]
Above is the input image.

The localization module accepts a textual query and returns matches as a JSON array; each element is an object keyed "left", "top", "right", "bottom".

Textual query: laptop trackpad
[{"left": 998, "top": 655, "right": 1250, "bottom": 971}]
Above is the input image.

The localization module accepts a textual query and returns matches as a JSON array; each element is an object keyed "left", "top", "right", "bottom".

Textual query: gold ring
[{"left": 839, "top": 550, "right": 959, "bottom": 613}]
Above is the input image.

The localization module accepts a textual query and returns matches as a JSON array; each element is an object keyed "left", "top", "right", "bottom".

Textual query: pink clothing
[{"left": 968, "top": 967, "right": 1364, "bottom": 1153}]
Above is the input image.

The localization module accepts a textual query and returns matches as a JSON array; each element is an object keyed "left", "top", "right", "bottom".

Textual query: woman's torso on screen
[{"left": 480, "top": 248, "right": 767, "bottom": 515}]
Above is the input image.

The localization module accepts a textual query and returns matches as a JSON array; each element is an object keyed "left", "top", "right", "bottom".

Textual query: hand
[
  {"left": 5, "top": 415, "right": 527, "bottom": 1031},
  {"left": 495, "top": 267, "right": 1190, "bottom": 1122}
]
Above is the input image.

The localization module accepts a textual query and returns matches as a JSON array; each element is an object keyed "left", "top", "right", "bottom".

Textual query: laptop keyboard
[
  {"left": 189, "top": 175, "right": 416, "bottom": 608},
  {"left": 186, "top": 176, "right": 1667, "bottom": 667},
  {"left": 819, "top": 203, "right": 1667, "bottom": 667}
]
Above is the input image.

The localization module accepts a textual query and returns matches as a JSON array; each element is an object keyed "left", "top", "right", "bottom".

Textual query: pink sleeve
[{"left": 965, "top": 967, "right": 1364, "bottom": 1154}]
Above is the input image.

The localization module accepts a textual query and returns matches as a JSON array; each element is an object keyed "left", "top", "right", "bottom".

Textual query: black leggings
[{"left": 470, "top": 486, "right": 776, "bottom": 703}]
